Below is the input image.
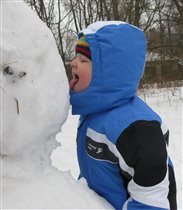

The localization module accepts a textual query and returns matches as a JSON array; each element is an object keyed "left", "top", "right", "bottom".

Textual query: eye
[
  {"left": 80, "top": 59, "right": 87, "bottom": 63},
  {"left": 77, "top": 54, "right": 89, "bottom": 63},
  {"left": 80, "top": 56, "right": 89, "bottom": 63},
  {"left": 3, "top": 66, "right": 14, "bottom": 75}
]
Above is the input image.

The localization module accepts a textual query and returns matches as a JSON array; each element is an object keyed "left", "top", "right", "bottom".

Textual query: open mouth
[{"left": 69, "top": 73, "right": 79, "bottom": 90}]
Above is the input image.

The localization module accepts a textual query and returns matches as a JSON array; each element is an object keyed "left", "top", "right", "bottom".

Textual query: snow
[
  {"left": 52, "top": 87, "right": 183, "bottom": 209},
  {"left": 1, "top": 1, "right": 182, "bottom": 209},
  {"left": 0, "top": 1, "right": 112, "bottom": 209}
]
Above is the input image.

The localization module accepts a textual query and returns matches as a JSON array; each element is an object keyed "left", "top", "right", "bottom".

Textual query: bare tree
[
  {"left": 112, "top": 0, "right": 119, "bottom": 20},
  {"left": 24, "top": 0, "right": 75, "bottom": 69},
  {"left": 24, "top": 0, "right": 183, "bottom": 83}
]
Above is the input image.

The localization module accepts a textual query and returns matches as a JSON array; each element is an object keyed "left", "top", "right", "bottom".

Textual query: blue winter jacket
[{"left": 70, "top": 21, "right": 177, "bottom": 210}]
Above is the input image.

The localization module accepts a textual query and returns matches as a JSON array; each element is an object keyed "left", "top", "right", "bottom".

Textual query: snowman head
[{"left": 0, "top": 1, "right": 69, "bottom": 156}]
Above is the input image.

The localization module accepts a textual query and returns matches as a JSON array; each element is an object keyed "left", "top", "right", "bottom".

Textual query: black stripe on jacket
[{"left": 116, "top": 120, "right": 177, "bottom": 209}]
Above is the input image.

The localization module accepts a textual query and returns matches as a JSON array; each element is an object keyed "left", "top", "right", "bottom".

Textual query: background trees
[{"left": 24, "top": 0, "right": 183, "bottom": 85}]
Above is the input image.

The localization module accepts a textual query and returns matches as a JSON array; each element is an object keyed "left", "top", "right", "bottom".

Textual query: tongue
[{"left": 69, "top": 78, "right": 79, "bottom": 89}]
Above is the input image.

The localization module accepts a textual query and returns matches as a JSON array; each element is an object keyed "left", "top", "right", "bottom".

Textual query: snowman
[{"left": 0, "top": 1, "right": 112, "bottom": 209}]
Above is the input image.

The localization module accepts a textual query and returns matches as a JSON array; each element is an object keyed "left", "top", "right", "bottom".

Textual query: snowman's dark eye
[
  {"left": 18, "top": 72, "right": 27, "bottom": 78},
  {"left": 3, "top": 66, "right": 14, "bottom": 75}
]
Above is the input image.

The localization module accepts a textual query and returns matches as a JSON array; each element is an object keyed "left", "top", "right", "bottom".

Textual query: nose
[{"left": 70, "top": 58, "right": 77, "bottom": 69}]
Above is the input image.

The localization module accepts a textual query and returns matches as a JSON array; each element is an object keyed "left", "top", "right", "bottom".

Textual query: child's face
[{"left": 70, "top": 53, "right": 92, "bottom": 92}]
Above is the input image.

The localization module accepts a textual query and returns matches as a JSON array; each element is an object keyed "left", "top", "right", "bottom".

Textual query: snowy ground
[{"left": 52, "top": 86, "right": 183, "bottom": 209}]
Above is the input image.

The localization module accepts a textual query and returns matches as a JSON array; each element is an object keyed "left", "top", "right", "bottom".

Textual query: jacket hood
[{"left": 70, "top": 21, "right": 146, "bottom": 115}]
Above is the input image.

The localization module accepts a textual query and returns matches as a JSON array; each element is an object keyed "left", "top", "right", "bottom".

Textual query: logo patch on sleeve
[{"left": 86, "top": 136, "right": 118, "bottom": 163}]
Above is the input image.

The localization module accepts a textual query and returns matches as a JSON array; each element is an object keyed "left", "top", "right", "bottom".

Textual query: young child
[{"left": 69, "top": 21, "right": 177, "bottom": 210}]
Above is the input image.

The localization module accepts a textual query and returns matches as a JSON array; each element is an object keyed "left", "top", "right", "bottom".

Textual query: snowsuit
[{"left": 70, "top": 21, "right": 177, "bottom": 210}]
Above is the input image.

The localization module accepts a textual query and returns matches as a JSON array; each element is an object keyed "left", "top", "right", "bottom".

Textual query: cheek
[
  {"left": 80, "top": 74, "right": 90, "bottom": 87},
  {"left": 83, "top": 70, "right": 92, "bottom": 85}
]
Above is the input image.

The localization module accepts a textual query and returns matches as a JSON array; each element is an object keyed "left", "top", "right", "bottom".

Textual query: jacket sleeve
[{"left": 115, "top": 120, "right": 176, "bottom": 210}]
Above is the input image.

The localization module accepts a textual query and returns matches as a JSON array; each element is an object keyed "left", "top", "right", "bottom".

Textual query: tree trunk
[{"left": 112, "top": 0, "right": 119, "bottom": 20}]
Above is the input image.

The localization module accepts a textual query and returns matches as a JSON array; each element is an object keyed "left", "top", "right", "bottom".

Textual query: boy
[{"left": 69, "top": 21, "right": 177, "bottom": 210}]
